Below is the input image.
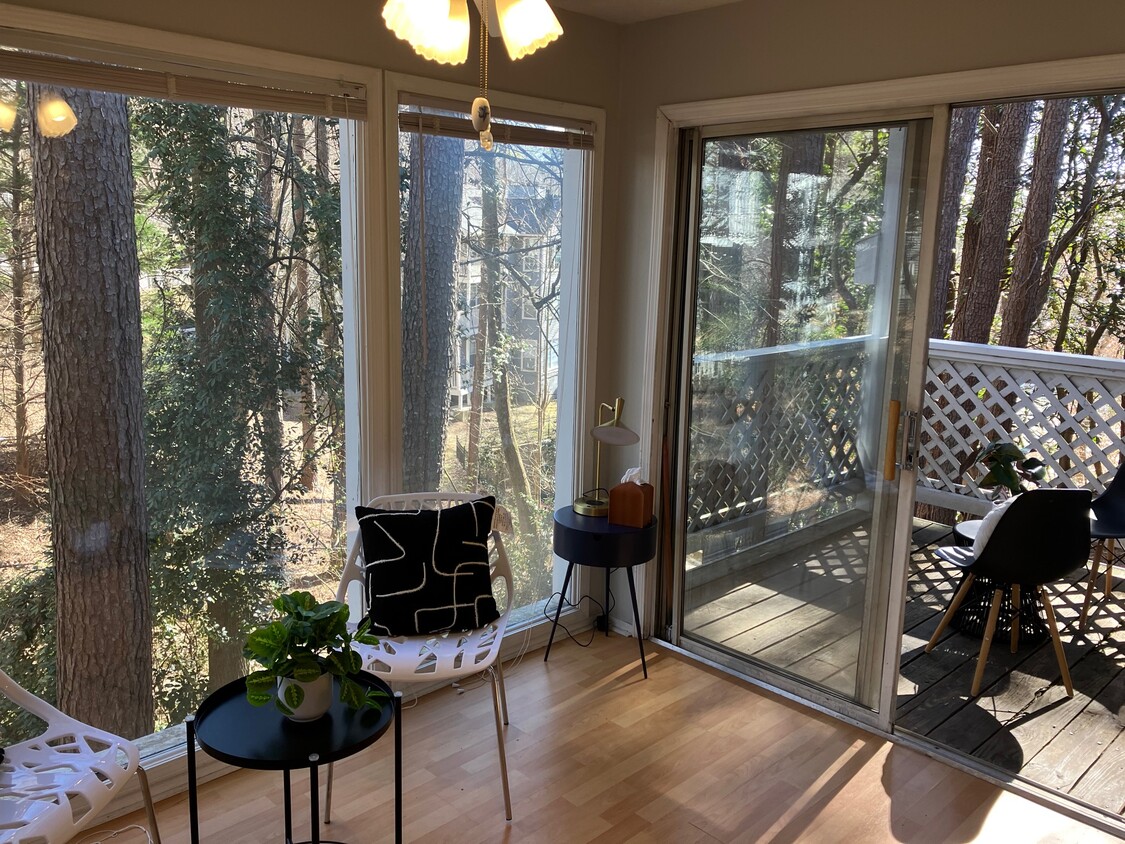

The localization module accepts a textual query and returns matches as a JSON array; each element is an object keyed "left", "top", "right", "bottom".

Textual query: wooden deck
[
  {"left": 900, "top": 521, "right": 1125, "bottom": 819},
  {"left": 682, "top": 519, "right": 1125, "bottom": 820}
]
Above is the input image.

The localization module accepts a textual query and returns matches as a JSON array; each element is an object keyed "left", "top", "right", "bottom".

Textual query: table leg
[
  {"left": 186, "top": 715, "right": 199, "bottom": 844},
  {"left": 309, "top": 755, "right": 320, "bottom": 844},
  {"left": 625, "top": 566, "right": 648, "bottom": 679},
  {"left": 604, "top": 567, "right": 611, "bottom": 638},
  {"left": 543, "top": 561, "right": 575, "bottom": 663},
  {"left": 394, "top": 691, "right": 403, "bottom": 844},
  {"left": 283, "top": 768, "right": 293, "bottom": 844}
]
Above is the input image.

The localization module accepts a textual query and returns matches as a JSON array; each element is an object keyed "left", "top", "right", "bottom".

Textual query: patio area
[{"left": 899, "top": 521, "right": 1125, "bottom": 818}]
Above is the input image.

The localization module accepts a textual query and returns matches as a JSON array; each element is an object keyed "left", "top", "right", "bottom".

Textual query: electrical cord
[
  {"left": 74, "top": 825, "right": 153, "bottom": 844},
  {"left": 540, "top": 590, "right": 605, "bottom": 648}
]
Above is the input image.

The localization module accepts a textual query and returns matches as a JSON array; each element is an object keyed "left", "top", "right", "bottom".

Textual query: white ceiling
[{"left": 550, "top": 0, "right": 743, "bottom": 25}]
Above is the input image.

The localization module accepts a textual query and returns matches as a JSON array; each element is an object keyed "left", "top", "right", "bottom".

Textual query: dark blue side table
[{"left": 546, "top": 505, "right": 658, "bottom": 678}]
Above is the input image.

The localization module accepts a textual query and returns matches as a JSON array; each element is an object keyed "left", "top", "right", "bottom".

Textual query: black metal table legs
[
  {"left": 543, "top": 560, "right": 648, "bottom": 678},
  {"left": 187, "top": 715, "right": 199, "bottom": 844}
]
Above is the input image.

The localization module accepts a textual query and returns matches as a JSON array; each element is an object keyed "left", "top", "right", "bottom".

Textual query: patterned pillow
[{"left": 355, "top": 497, "right": 499, "bottom": 636}]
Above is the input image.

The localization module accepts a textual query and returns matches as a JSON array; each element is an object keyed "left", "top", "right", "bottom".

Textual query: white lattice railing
[
  {"left": 688, "top": 336, "right": 868, "bottom": 533},
  {"left": 918, "top": 340, "right": 1125, "bottom": 515}
]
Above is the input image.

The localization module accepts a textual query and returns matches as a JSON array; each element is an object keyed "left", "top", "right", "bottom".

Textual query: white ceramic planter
[{"left": 277, "top": 673, "right": 333, "bottom": 721}]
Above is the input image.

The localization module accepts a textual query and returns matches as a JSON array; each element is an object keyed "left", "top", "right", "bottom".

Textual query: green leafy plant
[
  {"left": 961, "top": 439, "right": 1046, "bottom": 497},
  {"left": 242, "top": 591, "right": 384, "bottom": 715}
]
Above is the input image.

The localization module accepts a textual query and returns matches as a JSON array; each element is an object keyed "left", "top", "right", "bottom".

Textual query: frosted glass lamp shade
[
  {"left": 494, "top": 0, "right": 563, "bottom": 60},
  {"left": 383, "top": 0, "right": 470, "bottom": 65},
  {"left": 36, "top": 94, "right": 76, "bottom": 138},
  {"left": 0, "top": 101, "right": 15, "bottom": 132}
]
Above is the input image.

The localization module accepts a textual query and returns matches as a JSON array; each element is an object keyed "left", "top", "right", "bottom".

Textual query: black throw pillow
[{"left": 355, "top": 497, "right": 500, "bottom": 636}]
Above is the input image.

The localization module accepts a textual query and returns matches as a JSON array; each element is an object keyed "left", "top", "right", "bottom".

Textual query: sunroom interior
[{"left": 3, "top": 0, "right": 1125, "bottom": 841}]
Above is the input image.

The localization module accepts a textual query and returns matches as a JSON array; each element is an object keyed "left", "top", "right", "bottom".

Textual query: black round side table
[
  {"left": 546, "top": 505, "right": 658, "bottom": 678},
  {"left": 186, "top": 672, "right": 400, "bottom": 844}
]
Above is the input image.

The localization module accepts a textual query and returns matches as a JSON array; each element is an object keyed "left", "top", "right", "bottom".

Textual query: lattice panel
[
  {"left": 687, "top": 340, "right": 866, "bottom": 533},
  {"left": 919, "top": 341, "right": 1125, "bottom": 506}
]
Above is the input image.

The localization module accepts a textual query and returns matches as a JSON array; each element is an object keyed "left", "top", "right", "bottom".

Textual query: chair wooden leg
[
  {"left": 495, "top": 659, "right": 509, "bottom": 726},
  {"left": 925, "top": 573, "right": 976, "bottom": 653},
  {"left": 1106, "top": 538, "right": 1117, "bottom": 599},
  {"left": 971, "top": 589, "right": 1004, "bottom": 697},
  {"left": 1041, "top": 586, "right": 1074, "bottom": 697},
  {"left": 1080, "top": 540, "right": 1105, "bottom": 630},
  {"left": 489, "top": 667, "right": 513, "bottom": 821},
  {"left": 136, "top": 764, "right": 162, "bottom": 844},
  {"left": 1010, "top": 584, "right": 1020, "bottom": 654}
]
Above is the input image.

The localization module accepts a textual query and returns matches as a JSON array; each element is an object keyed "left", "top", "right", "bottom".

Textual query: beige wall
[{"left": 606, "top": 0, "right": 1125, "bottom": 478}]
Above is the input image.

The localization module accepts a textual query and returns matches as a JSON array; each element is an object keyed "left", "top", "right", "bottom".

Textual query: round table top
[
  {"left": 193, "top": 672, "right": 393, "bottom": 770},
  {"left": 553, "top": 505, "right": 657, "bottom": 568}
]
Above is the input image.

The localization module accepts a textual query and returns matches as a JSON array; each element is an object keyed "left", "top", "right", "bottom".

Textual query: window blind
[
  {"left": 398, "top": 94, "right": 594, "bottom": 151},
  {"left": 0, "top": 49, "right": 366, "bottom": 120}
]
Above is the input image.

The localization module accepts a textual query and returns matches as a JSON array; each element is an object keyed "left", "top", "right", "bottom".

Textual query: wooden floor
[
  {"left": 900, "top": 522, "right": 1125, "bottom": 820},
  {"left": 88, "top": 637, "right": 1113, "bottom": 843}
]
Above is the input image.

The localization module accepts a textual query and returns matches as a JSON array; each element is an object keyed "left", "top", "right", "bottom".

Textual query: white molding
[{"left": 660, "top": 52, "right": 1125, "bottom": 127}]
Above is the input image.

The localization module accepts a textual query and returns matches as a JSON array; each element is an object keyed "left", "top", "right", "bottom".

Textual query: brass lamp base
[{"left": 573, "top": 492, "right": 609, "bottom": 517}]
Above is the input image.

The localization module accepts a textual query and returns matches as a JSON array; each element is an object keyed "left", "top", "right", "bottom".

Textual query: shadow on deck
[{"left": 901, "top": 520, "right": 1125, "bottom": 820}]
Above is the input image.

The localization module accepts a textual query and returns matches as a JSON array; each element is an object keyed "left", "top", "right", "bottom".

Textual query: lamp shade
[
  {"left": 591, "top": 421, "right": 639, "bottom": 447},
  {"left": 36, "top": 94, "right": 76, "bottom": 138},
  {"left": 383, "top": 0, "right": 470, "bottom": 65},
  {"left": 0, "top": 101, "right": 15, "bottom": 132},
  {"left": 494, "top": 0, "right": 563, "bottom": 61}
]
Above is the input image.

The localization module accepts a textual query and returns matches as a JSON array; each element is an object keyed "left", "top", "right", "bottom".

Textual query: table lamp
[{"left": 573, "top": 397, "right": 639, "bottom": 517}]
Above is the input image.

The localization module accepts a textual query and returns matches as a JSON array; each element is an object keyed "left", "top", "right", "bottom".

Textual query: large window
[
  {"left": 0, "top": 60, "right": 361, "bottom": 746},
  {"left": 395, "top": 98, "right": 592, "bottom": 620}
]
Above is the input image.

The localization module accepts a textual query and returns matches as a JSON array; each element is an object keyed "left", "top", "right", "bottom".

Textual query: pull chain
[{"left": 473, "top": 0, "right": 494, "bottom": 150}]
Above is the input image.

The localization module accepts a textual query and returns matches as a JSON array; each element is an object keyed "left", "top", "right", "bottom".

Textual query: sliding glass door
[{"left": 671, "top": 115, "right": 936, "bottom": 721}]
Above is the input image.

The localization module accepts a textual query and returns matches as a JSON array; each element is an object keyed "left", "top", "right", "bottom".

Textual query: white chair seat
[
  {"left": 0, "top": 669, "right": 161, "bottom": 844},
  {"left": 333, "top": 491, "right": 514, "bottom": 821}
]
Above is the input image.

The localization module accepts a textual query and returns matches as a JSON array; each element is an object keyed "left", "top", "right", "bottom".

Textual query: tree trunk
[
  {"left": 481, "top": 153, "right": 533, "bottom": 534},
  {"left": 950, "top": 106, "right": 1000, "bottom": 340},
  {"left": 401, "top": 132, "right": 464, "bottom": 492},
  {"left": 951, "top": 101, "right": 1034, "bottom": 344},
  {"left": 6, "top": 97, "right": 33, "bottom": 489},
  {"left": 999, "top": 99, "right": 1069, "bottom": 348},
  {"left": 929, "top": 106, "right": 980, "bottom": 339},
  {"left": 29, "top": 85, "right": 153, "bottom": 738},
  {"left": 290, "top": 117, "right": 317, "bottom": 489},
  {"left": 466, "top": 310, "right": 487, "bottom": 488}
]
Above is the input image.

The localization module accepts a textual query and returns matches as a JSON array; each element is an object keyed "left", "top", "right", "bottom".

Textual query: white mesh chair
[
  {"left": 328, "top": 492, "right": 514, "bottom": 821},
  {"left": 0, "top": 668, "right": 161, "bottom": 844}
]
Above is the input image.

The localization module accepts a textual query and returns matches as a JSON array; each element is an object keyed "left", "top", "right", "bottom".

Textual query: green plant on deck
[
  {"left": 962, "top": 439, "right": 1047, "bottom": 497},
  {"left": 243, "top": 591, "right": 384, "bottom": 715}
]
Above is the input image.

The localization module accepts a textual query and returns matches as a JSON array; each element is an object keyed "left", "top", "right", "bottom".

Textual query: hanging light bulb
[
  {"left": 36, "top": 93, "right": 77, "bottom": 138},
  {"left": 494, "top": 0, "right": 563, "bottom": 61},
  {"left": 0, "top": 101, "right": 15, "bottom": 132},
  {"left": 383, "top": 0, "right": 470, "bottom": 65}
]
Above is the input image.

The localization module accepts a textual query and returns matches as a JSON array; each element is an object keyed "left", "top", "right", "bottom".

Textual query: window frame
[
  {"left": 384, "top": 72, "right": 606, "bottom": 637},
  {"left": 0, "top": 4, "right": 386, "bottom": 818}
]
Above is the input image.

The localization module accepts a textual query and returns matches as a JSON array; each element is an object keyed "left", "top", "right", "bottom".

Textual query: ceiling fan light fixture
[
  {"left": 494, "top": 0, "right": 563, "bottom": 61},
  {"left": 383, "top": 0, "right": 471, "bottom": 65},
  {"left": 0, "top": 100, "right": 15, "bottom": 132},
  {"left": 36, "top": 93, "right": 77, "bottom": 138}
]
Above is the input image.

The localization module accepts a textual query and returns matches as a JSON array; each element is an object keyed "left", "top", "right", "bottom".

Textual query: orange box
[{"left": 608, "top": 482, "right": 654, "bottom": 528}]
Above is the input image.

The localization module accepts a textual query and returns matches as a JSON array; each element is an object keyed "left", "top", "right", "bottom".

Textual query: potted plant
[
  {"left": 243, "top": 590, "right": 385, "bottom": 721},
  {"left": 960, "top": 438, "right": 1046, "bottom": 500}
]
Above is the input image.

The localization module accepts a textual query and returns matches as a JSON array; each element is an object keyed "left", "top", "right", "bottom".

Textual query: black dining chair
[
  {"left": 1080, "top": 465, "right": 1125, "bottom": 629},
  {"left": 925, "top": 488, "right": 1092, "bottom": 697}
]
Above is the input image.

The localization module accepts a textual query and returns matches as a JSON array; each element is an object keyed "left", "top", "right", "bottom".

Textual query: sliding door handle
[
  {"left": 902, "top": 410, "right": 920, "bottom": 472},
  {"left": 884, "top": 400, "right": 901, "bottom": 482}
]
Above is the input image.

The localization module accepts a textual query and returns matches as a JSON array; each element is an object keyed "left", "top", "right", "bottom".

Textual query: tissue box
[{"left": 608, "top": 482, "right": 654, "bottom": 528}]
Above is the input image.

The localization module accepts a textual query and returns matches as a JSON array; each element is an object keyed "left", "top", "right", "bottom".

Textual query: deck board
[{"left": 682, "top": 516, "right": 1125, "bottom": 821}]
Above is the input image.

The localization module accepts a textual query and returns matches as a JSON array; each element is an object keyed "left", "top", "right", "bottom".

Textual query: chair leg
[
  {"left": 136, "top": 765, "right": 162, "bottom": 844},
  {"left": 324, "top": 761, "right": 334, "bottom": 824},
  {"left": 489, "top": 667, "right": 513, "bottom": 821},
  {"left": 1105, "top": 538, "right": 1116, "bottom": 599},
  {"left": 1080, "top": 539, "right": 1105, "bottom": 630},
  {"left": 1041, "top": 586, "right": 1074, "bottom": 697},
  {"left": 971, "top": 589, "right": 1004, "bottom": 697},
  {"left": 1010, "top": 584, "right": 1021, "bottom": 654},
  {"left": 925, "top": 573, "right": 976, "bottom": 653},
  {"left": 495, "top": 659, "right": 509, "bottom": 726}
]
